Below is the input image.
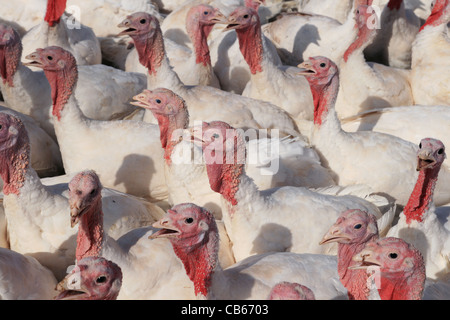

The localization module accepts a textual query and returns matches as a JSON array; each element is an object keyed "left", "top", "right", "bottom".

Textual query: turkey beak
[
  {"left": 117, "top": 19, "right": 137, "bottom": 36},
  {"left": 130, "top": 91, "right": 152, "bottom": 109},
  {"left": 210, "top": 11, "right": 229, "bottom": 25},
  {"left": 23, "top": 51, "right": 44, "bottom": 68},
  {"left": 54, "top": 269, "right": 90, "bottom": 300},
  {"left": 223, "top": 16, "right": 240, "bottom": 31},
  {"left": 69, "top": 200, "right": 87, "bottom": 228},
  {"left": 149, "top": 215, "right": 180, "bottom": 239},
  {"left": 348, "top": 248, "right": 381, "bottom": 270},
  {"left": 416, "top": 152, "right": 436, "bottom": 171},
  {"left": 296, "top": 61, "right": 316, "bottom": 76},
  {"left": 319, "top": 225, "right": 351, "bottom": 245}
]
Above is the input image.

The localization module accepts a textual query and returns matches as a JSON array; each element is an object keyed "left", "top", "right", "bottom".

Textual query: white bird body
[
  {"left": 0, "top": 247, "right": 58, "bottom": 299},
  {"left": 298, "top": 0, "right": 354, "bottom": 23},
  {"left": 409, "top": 0, "right": 450, "bottom": 106}
]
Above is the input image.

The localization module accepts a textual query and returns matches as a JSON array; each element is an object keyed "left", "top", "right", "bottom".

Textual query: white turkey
[
  {"left": 0, "top": 23, "right": 148, "bottom": 141},
  {"left": 226, "top": 5, "right": 315, "bottom": 122},
  {"left": 409, "top": 0, "right": 450, "bottom": 106},
  {"left": 191, "top": 120, "right": 394, "bottom": 261},
  {"left": 131, "top": 87, "right": 336, "bottom": 218},
  {"left": 118, "top": 12, "right": 300, "bottom": 137},
  {"left": 0, "top": 112, "right": 165, "bottom": 280},
  {"left": 267, "top": 281, "right": 316, "bottom": 300},
  {"left": 297, "top": 56, "right": 450, "bottom": 207},
  {"left": 151, "top": 202, "right": 348, "bottom": 300},
  {"left": 387, "top": 138, "right": 450, "bottom": 281},
  {"left": 21, "top": 0, "right": 102, "bottom": 68},
  {"left": 24, "top": 46, "right": 169, "bottom": 202},
  {"left": 333, "top": 4, "right": 414, "bottom": 118}
]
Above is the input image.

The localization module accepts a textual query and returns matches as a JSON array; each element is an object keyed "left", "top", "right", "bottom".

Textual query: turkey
[
  {"left": 350, "top": 237, "right": 426, "bottom": 300},
  {"left": 319, "top": 209, "right": 380, "bottom": 300},
  {"left": 151, "top": 202, "right": 348, "bottom": 300},
  {"left": 192, "top": 120, "right": 394, "bottom": 261},
  {"left": 125, "top": 4, "right": 226, "bottom": 89},
  {"left": 21, "top": 0, "right": 102, "bottom": 68},
  {"left": 24, "top": 46, "right": 169, "bottom": 202},
  {"left": 333, "top": 4, "right": 414, "bottom": 118},
  {"left": 226, "top": 5, "right": 315, "bottom": 122},
  {"left": 387, "top": 138, "right": 450, "bottom": 281},
  {"left": 207, "top": 0, "right": 283, "bottom": 94},
  {"left": 262, "top": 0, "right": 371, "bottom": 66},
  {"left": 0, "top": 247, "right": 58, "bottom": 300},
  {"left": 409, "top": 0, "right": 450, "bottom": 106},
  {"left": 55, "top": 256, "right": 123, "bottom": 300},
  {"left": 68, "top": 170, "right": 200, "bottom": 299},
  {"left": 118, "top": 11, "right": 300, "bottom": 137},
  {"left": 267, "top": 281, "right": 316, "bottom": 300},
  {"left": 0, "top": 23, "right": 148, "bottom": 141},
  {"left": 131, "top": 87, "right": 335, "bottom": 218},
  {"left": 0, "top": 112, "right": 165, "bottom": 280},
  {"left": 364, "top": 0, "right": 420, "bottom": 69},
  {"left": 297, "top": 56, "right": 450, "bottom": 207},
  {"left": 297, "top": 0, "right": 354, "bottom": 24},
  {"left": 0, "top": 0, "right": 46, "bottom": 35}
]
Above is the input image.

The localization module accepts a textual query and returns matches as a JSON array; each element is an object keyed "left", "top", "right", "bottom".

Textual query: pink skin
[
  {"left": 192, "top": 121, "right": 246, "bottom": 206},
  {"left": 131, "top": 88, "right": 190, "bottom": 165},
  {"left": 0, "top": 24, "right": 22, "bottom": 87},
  {"left": 0, "top": 113, "right": 30, "bottom": 195},
  {"left": 245, "top": 0, "right": 265, "bottom": 11},
  {"left": 403, "top": 138, "right": 446, "bottom": 224},
  {"left": 68, "top": 170, "right": 104, "bottom": 262},
  {"left": 44, "top": 0, "right": 67, "bottom": 27},
  {"left": 55, "top": 256, "right": 123, "bottom": 300},
  {"left": 150, "top": 203, "right": 219, "bottom": 298},
  {"left": 297, "top": 56, "right": 340, "bottom": 126},
  {"left": 320, "top": 209, "right": 379, "bottom": 300},
  {"left": 24, "top": 46, "right": 78, "bottom": 121},
  {"left": 343, "top": 4, "right": 378, "bottom": 62},
  {"left": 223, "top": 6, "right": 263, "bottom": 74},
  {"left": 419, "top": 0, "right": 449, "bottom": 32},
  {"left": 186, "top": 4, "right": 228, "bottom": 66},
  {"left": 268, "top": 282, "right": 316, "bottom": 300},
  {"left": 351, "top": 237, "right": 426, "bottom": 300}
]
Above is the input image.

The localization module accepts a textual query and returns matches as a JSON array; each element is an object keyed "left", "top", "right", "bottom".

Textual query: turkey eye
[
  {"left": 185, "top": 217, "right": 194, "bottom": 224},
  {"left": 438, "top": 148, "right": 444, "bottom": 155},
  {"left": 203, "top": 11, "right": 209, "bottom": 15},
  {"left": 212, "top": 133, "right": 219, "bottom": 139},
  {"left": 0, "top": 124, "right": 2, "bottom": 130},
  {"left": 47, "top": 56, "right": 53, "bottom": 60},
  {"left": 320, "top": 63, "right": 326, "bottom": 68},
  {"left": 96, "top": 276, "right": 107, "bottom": 283},
  {"left": 419, "top": 142, "right": 422, "bottom": 148},
  {"left": 243, "top": 14, "right": 249, "bottom": 19},
  {"left": 155, "top": 99, "right": 161, "bottom": 104},
  {"left": 388, "top": 253, "right": 398, "bottom": 259},
  {"left": 354, "top": 224, "right": 362, "bottom": 229},
  {"left": 90, "top": 189, "right": 96, "bottom": 195},
  {"left": 140, "top": 19, "right": 146, "bottom": 24}
]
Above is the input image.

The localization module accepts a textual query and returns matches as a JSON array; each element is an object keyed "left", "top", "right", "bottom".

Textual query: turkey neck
[
  {"left": 187, "top": 19, "right": 215, "bottom": 67},
  {"left": 377, "top": 264, "right": 425, "bottom": 300},
  {"left": 337, "top": 233, "right": 378, "bottom": 300},
  {"left": 403, "top": 164, "right": 441, "bottom": 224},
  {"left": 44, "top": 58, "right": 78, "bottom": 121},
  {"left": 169, "top": 221, "right": 219, "bottom": 298},
  {"left": 343, "top": 15, "right": 376, "bottom": 62},
  {"left": 310, "top": 71, "right": 341, "bottom": 128},
  {"left": 44, "top": 0, "right": 67, "bottom": 27},
  {"left": 0, "top": 36, "right": 21, "bottom": 87},
  {"left": 0, "top": 125, "right": 30, "bottom": 196},
  {"left": 419, "top": 0, "right": 449, "bottom": 32},
  {"left": 76, "top": 198, "right": 104, "bottom": 262},
  {"left": 235, "top": 14, "right": 263, "bottom": 74}
]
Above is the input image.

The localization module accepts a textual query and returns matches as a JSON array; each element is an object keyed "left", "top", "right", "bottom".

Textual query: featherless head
[
  {"left": 320, "top": 209, "right": 378, "bottom": 245},
  {"left": 223, "top": 6, "right": 260, "bottom": 31},
  {"left": 132, "top": 88, "right": 187, "bottom": 116},
  {"left": 24, "top": 46, "right": 76, "bottom": 72},
  {"left": 117, "top": 12, "right": 160, "bottom": 38},
  {"left": 245, "top": 0, "right": 266, "bottom": 10},
  {"left": 0, "top": 23, "right": 20, "bottom": 47},
  {"left": 0, "top": 112, "right": 28, "bottom": 153},
  {"left": 187, "top": 4, "right": 228, "bottom": 28},
  {"left": 68, "top": 170, "right": 103, "bottom": 228},
  {"left": 268, "top": 282, "right": 316, "bottom": 300},
  {"left": 297, "top": 56, "right": 339, "bottom": 86},
  {"left": 0, "top": 23, "right": 22, "bottom": 85},
  {"left": 416, "top": 138, "right": 446, "bottom": 171},
  {"left": 55, "top": 256, "right": 122, "bottom": 300}
]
